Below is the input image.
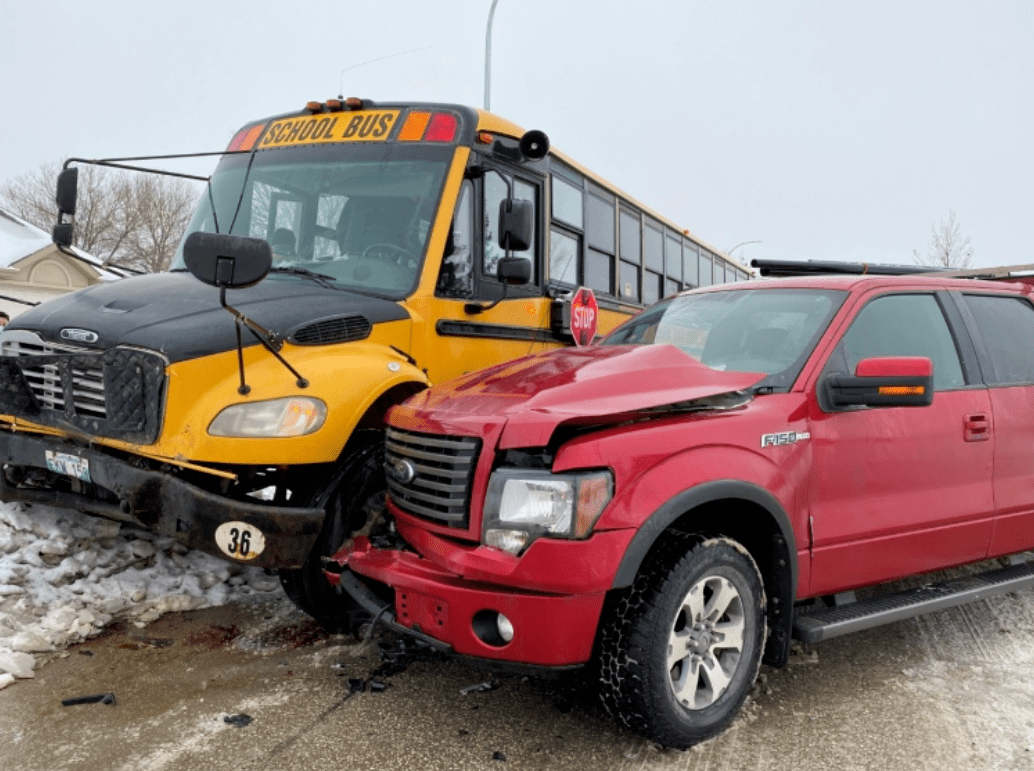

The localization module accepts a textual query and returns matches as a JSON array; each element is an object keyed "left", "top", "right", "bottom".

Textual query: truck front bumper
[
  {"left": 0, "top": 430, "right": 324, "bottom": 569},
  {"left": 326, "top": 516, "right": 636, "bottom": 667}
]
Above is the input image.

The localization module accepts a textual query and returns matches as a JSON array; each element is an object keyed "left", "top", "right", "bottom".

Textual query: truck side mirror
[
  {"left": 182, "top": 232, "right": 273, "bottom": 289},
  {"left": 498, "top": 198, "right": 533, "bottom": 252},
  {"left": 822, "top": 356, "right": 934, "bottom": 409}
]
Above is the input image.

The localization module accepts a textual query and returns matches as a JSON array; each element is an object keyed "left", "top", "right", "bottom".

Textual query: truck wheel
[
  {"left": 278, "top": 434, "right": 385, "bottom": 634},
  {"left": 599, "top": 536, "right": 766, "bottom": 749}
]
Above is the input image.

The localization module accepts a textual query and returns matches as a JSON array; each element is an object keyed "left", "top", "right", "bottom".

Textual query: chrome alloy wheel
[{"left": 667, "top": 574, "right": 746, "bottom": 709}]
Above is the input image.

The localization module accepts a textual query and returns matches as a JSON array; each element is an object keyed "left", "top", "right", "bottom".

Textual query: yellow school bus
[{"left": 0, "top": 98, "right": 746, "bottom": 630}]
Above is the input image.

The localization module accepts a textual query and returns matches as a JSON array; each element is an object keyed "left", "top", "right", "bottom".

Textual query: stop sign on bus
[{"left": 570, "top": 287, "right": 598, "bottom": 347}]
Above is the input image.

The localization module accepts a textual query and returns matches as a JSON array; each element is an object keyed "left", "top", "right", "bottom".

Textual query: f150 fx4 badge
[{"left": 761, "top": 431, "right": 810, "bottom": 448}]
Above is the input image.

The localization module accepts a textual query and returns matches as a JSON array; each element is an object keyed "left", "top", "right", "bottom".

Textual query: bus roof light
[
  {"left": 305, "top": 101, "right": 323, "bottom": 114},
  {"left": 476, "top": 132, "right": 493, "bottom": 145},
  {"left": 425, "top": 113, "right": 458, "bottom": 142},
  {"left": 325, "top": 98, "right": 344, "bottom": 112},
  {"left": 399, "top": 112, "right": 431, "bottom": 142},
  {"left": 227, "top": 124, "right": 266, "bottom": 152},
  {"left": 345, "top": 97, "right": 364, "bottom": 110}
]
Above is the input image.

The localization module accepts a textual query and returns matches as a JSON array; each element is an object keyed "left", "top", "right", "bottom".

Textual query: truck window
[
  {"left": 962, "top": 294, "right": 1034, "bottom": 385},
  {"left": 833, "top": 293, "right": 966, "bottom": 390},
  {"left": 602, "top": 288, "right": 844, "bottom": 388}
]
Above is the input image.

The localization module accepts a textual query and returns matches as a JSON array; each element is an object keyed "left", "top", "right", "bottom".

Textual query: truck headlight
[
  {"left": 208, "top": 397, "right": 327, "bottom": 437},
  {"left": 483, "top": 469, "right": 613, "bottom": 555}
]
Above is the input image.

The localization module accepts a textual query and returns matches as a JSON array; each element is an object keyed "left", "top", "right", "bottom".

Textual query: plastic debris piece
[
  {"left": 492, "top": 751, "right": 507, "bottom": 761},
  {"left": 369, "top": 679, "right": 387, "bottom": 693},
  {"left": 348, "top": 678, "right": 366, "bottom": 693},
  {"left": 461, "top": 681, "right": 500, "bottom": 695},
  {"left": 61, "top": 692, "right": 116, "bottom": 706},
  {"left": 223, "top": 714, "right": 253, "bottom": 727}
]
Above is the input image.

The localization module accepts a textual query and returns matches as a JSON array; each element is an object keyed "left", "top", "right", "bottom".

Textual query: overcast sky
[{"left": 1, "top": 0, "right": 1030, "bottom": 269}]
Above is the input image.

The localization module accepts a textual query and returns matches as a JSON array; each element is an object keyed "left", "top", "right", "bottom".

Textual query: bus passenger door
[{"left": 424, "top": 166, "right": 551, "bottom": 385}]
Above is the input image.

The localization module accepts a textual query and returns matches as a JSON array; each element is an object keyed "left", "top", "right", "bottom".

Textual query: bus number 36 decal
[{"left": 215, "top": 521, "right": 267, "bottom": 560}]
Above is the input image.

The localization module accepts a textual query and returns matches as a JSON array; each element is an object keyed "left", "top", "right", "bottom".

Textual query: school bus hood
[
  {"left": 6, "top": 271, "right": 409, "bottom": 363},
  {"left": 391, "top": 344, "right": 765, "bottom": 448}
]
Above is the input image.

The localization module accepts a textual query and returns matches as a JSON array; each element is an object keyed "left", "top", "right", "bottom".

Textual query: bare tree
[
  {"left": 913, "top": 210, "right": 974, "bottom": 269},
  {"left": 0, "top": 161, "right": 201, "bottom": 273}
]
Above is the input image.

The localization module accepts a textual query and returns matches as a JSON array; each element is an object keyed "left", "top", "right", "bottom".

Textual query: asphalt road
[{"left": 2, "top": 568, "right": 1033, "bottom": 771}]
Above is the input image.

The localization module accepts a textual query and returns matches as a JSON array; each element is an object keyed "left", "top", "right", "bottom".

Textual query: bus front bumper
[{"left": 0, "top": 430, "right": 324, "bottom": 569}]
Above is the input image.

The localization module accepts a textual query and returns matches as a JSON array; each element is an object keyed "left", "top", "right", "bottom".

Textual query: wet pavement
[{"left": 2, "top": 579, "right": 1034, "bottom": 771}]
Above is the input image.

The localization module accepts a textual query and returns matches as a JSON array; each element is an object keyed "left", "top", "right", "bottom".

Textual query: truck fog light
[
  {"left": 472, "top": 610, "right": 514, "bottom": 647},
  {"left": 484, "top": 528, "right": 530, "bottom": 555},
  {"left": 496, "top": 613, "right": 514, "bottom": 643}
]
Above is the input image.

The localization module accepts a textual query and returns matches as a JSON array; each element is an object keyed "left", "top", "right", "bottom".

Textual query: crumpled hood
[
  {"left": 399, "top": 344, "right": 766, "bottom": 448},
  {"left": 6, "top": 272, "right": 408, "bottom": 363}
]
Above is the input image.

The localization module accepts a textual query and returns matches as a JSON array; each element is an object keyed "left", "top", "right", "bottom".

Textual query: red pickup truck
[{"left": 326, "top": 262, "right": 1034, "bottom": 748}]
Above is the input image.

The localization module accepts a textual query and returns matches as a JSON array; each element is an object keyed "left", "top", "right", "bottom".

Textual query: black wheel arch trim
[{"left": 611, "top": 479, "right": 798, "bottom": 668}]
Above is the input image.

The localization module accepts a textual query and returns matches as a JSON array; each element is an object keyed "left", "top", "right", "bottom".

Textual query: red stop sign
[{"left": 570, "top": 287, "right": 598, "bottom": 347}]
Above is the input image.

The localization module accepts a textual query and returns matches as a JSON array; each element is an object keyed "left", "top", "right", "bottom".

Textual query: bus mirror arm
[{"left": 219, "top": 287, "right": 310, "bottom": 395}]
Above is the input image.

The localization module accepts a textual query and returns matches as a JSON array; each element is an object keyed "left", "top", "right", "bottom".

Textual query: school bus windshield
[{"left": 171, "top": 143, "right": 452, "bottom": 297}]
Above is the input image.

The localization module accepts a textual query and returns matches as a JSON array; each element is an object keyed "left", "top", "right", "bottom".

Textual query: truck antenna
[{"left": 338, "top": 45, "right": 434, "bottom": 98}]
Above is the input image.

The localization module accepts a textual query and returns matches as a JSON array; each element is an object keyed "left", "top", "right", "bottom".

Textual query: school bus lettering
[
  {"left": 342, "top": 112, "right": 396, "bottom": 140},
  {"left": 260, "top": 111, "right": 397, "bottom": 148}
]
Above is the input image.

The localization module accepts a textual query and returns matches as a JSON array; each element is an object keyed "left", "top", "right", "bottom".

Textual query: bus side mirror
[
  {"left": 182, "top": 232, "right": 273, "bottom": 289},
  {"left": 822, "top": 356, "right": 934, "bottom": 409},
  {"left": 52, "top": 167, "right": 79, "bottom": 248},
  {"left": 498, "top": 198, "right": 533, "bottom": 252},
  {"left": 497, "top": 256, "right": 531, "bottom": 285},
  {"left": 56, "top": 168, "right": 78, "bottom": 215}
]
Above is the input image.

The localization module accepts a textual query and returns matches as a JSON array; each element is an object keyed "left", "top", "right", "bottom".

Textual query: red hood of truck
[{"left": 392, "top": 344, "right": 766, "bottom": 448}]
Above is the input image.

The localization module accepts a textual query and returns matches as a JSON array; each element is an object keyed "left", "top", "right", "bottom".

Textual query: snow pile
[{"left": 0, "top": 500, "right": 283, "bottom": 687}]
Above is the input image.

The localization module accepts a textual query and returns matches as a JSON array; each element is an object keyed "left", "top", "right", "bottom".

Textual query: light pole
[
  {"left": 484, "top": 0, "right": 501, "bottom": 110},
  {"left": 728, "top": 241, "right": 761, "bottom": 262}
]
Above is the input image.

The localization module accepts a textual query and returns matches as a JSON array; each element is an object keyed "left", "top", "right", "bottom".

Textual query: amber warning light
[{"left": 878, "top": 386, "right": 926, "bottom": 396}]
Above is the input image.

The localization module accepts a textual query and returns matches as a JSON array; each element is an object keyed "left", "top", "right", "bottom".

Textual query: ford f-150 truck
[{"left": 325, "top": 259, "right": 1034, "bottom": 748}]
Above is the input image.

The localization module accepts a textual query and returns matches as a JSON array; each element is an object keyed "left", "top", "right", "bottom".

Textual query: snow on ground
[{"left": 0, "top": 499, "right": 282, "bottom": 687}]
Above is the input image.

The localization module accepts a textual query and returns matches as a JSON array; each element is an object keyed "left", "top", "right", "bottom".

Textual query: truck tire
[
  {"left": 599, "top": 536, "right": 766, "bottom": 749},
  {"left": 278, "top": 433, "right": 385, "bottom": 634}
]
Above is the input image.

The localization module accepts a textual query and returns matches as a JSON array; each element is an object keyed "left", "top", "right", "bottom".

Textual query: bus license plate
[{"left": 45, "top": 451, "right": 91, "bottom": 482}]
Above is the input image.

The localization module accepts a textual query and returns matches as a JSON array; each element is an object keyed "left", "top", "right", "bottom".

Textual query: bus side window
[{"left": 436, "top": 181, "right": 474, "bottom": 297}]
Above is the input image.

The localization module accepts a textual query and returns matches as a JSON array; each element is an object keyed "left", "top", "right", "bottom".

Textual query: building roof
[{"left": 0, "top": 208, "right": 123, "bottom": 279}]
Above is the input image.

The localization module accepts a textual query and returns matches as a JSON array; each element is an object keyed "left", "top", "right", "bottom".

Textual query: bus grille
[
  {"left": 385, "top": 427, "right": 480, "bottom": 527},
  {"left": 0, "top": 336, "right": 167, "bottom": 444},
  {"left": 3, "top": 339, "right": 106, "bottom": 418}
]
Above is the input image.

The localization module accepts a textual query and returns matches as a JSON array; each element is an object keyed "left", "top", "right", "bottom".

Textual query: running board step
[{"left": 792, "top": 560, "right": 1034, "bottom": 644}]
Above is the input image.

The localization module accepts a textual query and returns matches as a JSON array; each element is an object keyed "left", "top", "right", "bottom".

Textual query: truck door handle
[{"left": 964, "top": 413, "right": 990, "bottom": 442}]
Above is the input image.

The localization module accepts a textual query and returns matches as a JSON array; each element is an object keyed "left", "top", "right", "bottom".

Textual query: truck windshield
[
  {"left": 170, "top": 143, "right": 452, "bottom": 298},
  {"left": 603, "top": 287, "right": 846, "bottom": 387}
]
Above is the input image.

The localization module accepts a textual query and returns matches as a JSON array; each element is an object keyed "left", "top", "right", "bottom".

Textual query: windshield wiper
[{"left": 268, "top": 266, "right": 340, "bottom": 290}]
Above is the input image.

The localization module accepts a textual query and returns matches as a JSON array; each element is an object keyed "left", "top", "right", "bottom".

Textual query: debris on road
[
  {"left": 461, "top": 681, "right": 500, "bottom": 695},
  {"left": 61, "top": 692, "right": 115, "bottom": 706},
  {"left": 223, "top": 714, "right": 253, "bottom": 727}
]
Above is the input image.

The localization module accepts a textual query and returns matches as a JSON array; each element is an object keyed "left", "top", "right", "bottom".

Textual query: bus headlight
[
  {"left": 208, "top": 397, "right": 327, "bottom": 437},
  {"left": 483, "top": 469, "right": 613, "bottom": 555}
]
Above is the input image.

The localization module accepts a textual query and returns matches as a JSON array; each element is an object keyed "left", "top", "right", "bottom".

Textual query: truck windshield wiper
[{"left": 268, "top": 266, "right": 340, "bottom": 290}]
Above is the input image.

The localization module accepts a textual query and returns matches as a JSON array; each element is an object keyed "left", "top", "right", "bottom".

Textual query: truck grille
[
  {"left": 385, "top": 427, "right": 480, "bottom": 527},
  {"left": 0, "top": 333, "right": 167, "bottom": 444}
]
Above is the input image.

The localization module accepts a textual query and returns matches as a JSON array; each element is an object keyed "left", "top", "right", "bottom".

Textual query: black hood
[{"left": 8, "top": 272, "right": 410, "bottom": 362}]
